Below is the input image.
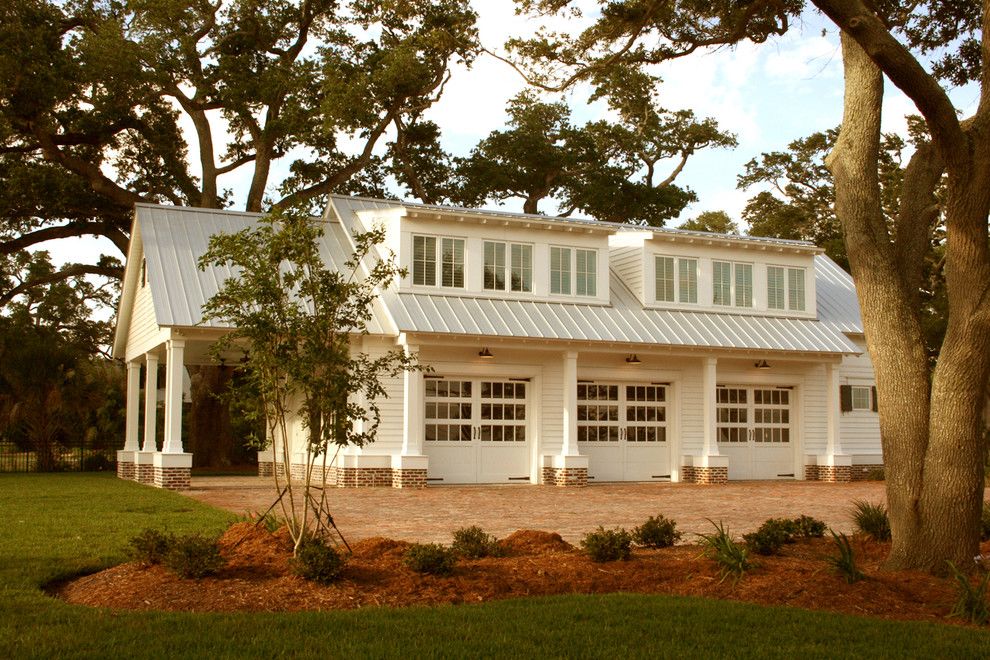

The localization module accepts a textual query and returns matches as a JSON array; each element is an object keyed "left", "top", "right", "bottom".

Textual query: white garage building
[{"left": 113, "top": 196, "right": 883, "bottom": 489}]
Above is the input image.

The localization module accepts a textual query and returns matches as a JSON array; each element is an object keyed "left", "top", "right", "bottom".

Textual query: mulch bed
[{"left": 55, "top": 522, "right": 980, "bottom": 625}]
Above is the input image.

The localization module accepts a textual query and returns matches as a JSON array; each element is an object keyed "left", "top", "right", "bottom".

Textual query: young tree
[
  {"left": 198, "top": 208, "right": 417, "bottom": 551},
  {"left": 679, "top": 210, "right": 739, "bottom": 234},
  {"left": 505, "top": 0, "right": 990, "bottom": 571}
]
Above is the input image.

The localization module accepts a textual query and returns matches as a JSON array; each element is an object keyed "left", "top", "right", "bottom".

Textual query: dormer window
[
  {"left": 713, "top": 261, "right": 753, "bottom": 307},
  {"left": 551, "top": 246, "right": 597, "bottom": 296},
  {"left": 655, "top": 256, "right": 698, "bottom": 304},
  {"left": 413, "top": 235, "right": 464, "bottom": 288},
  {"left": 484, "top": 241, "right": 533, "bottom": 293},
  {"left": 768, "top": 266, "right": 806, "bottom": 312}
]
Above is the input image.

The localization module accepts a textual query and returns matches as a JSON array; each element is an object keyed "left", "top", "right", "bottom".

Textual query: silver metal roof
[
  {"left": 125, "top": 201, "right": 863, "bottom": 356},
  {"left": 135, "top": 203, "right": 393, "bottom": 334}
]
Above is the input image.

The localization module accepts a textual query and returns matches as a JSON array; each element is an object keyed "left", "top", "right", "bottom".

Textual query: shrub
[
  {"left": 793, "top": 515, "right": 828, "bottom": 539},
  {"left": 743, "top": 518, "right": 798, "bottom": 556},
  {"left": 293, "top": 537, "right": 344, "bottom": 584},
  {"left": 981, "top": 503, "right": 990, "bottom": 542},
  {"left": 82, "top": 454, "right": 113, "bottom": 471},
  {"left": 633, "top": 515, "right": 682, "bottom": 548},
  {"left": 403, "top": 543, "right": 457, "bottom": 576},
  {"left": 128, "top": 528, "right": 174, "bottom": 566},
  {"left": 826, "top": 530, "right": 864, "bottom": 584},
  {"left": 698, "top": 520, "right": 751, "bottom": 581},
  {"left": 864, "top": 467, "right": 885, "bottom": 481},
  {"left": 947, "top": 561, "right": 990, "bottom": 625},
  {"left": 163, "top": 533, "right": 224, "bottom": 579},
  {"left": 851, "top": 500, "right": 891, "bottom": 541},
  {"left": 451, "top": 526, "right": 503, "bottom": 559},
  {"left": 581, "top": 526, "right": 633, "bottom": 562}
]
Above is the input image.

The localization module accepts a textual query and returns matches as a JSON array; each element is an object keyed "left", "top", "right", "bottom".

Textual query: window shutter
[
  {"left": 870, "top": 386, "right": 878, "bottom": 412},
  {"left": 840, "top": 385, "right": 852, "bottom": 412}
]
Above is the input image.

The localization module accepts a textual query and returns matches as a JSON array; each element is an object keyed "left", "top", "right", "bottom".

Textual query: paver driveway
[{"left": 184, "top": 477, "right": 887, "bottom": 543}]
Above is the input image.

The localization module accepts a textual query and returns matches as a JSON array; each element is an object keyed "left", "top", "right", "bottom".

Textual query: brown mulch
[{"left": 55, "top": 522, "right": 978, "bottom": 624}]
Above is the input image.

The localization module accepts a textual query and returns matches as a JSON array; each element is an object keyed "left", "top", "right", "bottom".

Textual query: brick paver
[{"left": 184, "top": 477, "right": 889, "bottom": 543}]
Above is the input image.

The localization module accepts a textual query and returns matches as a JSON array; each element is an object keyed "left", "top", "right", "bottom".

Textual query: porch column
[
  {"left": 701, "top": 357, "right": 719, "bottom": 457},
  {"left": 392, "top": 339, "right": 427, "bottom": 488},
  {"left": 545, "top": 350, "right": 588, "bottom": 486},
  {"left": 162, "top": 339, "right": 185, "bottom": 454},
  {"left": 683, "top": 356, "right": 728, "bottom": 484},
  {"left": 117, "top": 361, "right": 142, "bottom": 480},
  {"left": 142, "top": 353, "right": 159, "bottom": 452},
  {"left": 154, "top": 339, "right": 192, "bottom": 490},
  {"left": 814, "top": 361, "right": 852, "bottom": 482}
]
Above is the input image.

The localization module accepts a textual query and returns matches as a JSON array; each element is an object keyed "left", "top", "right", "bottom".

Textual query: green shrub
[
  {"left": 451, "top": 526, "right": 503, "bottom": 558},
  {"left": 851, "top": 500, "right": 891, "bottom": 541},
  {"left": 293, "top": 537, "right": 344, "bottom": 584},
  {"left": 743, "top": 518, "right": 798, "bottom": 556},
  {"left": 698, "top": 520, "right": 751, "bottom": 581},
  {"left": 793, "top": 515, "right": 828, "bottom": 539},
  {"left": 864, "top": 467, "right": 885, "bottom": 481},
  {"left": 163, "top": 533, "right": 224, "bottom": 579},
  {"left": 128, "top": 528, "right": 174, "bottom": 566},
  {"left": 980, "top": 503, "right": 990, "bottom": 542},
  {"left": 403, "top": 543, "right": 457, "bottom": 576},
  {"left": 826, "top": 530, "right": 864, "bottom": 584},
  {"left": 633, "top": 515, "right": 682, "bottom": 548},
  {"left": 947, "top": 561, "right": 990, "bottom": 625},
  {"left": 82, "top": 454, "right": 113, "bottom": 471},
  {"left": 581, "top": 526, "right": 633, "bottom": 562}
]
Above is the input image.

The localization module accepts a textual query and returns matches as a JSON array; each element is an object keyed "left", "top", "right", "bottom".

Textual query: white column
[
  {"left": 162, "top": 339, "right": 185, "bottom": 454},
  {"left": 142, "top": 353, "right": 159, "bottom": 452},
  {"left": 561, "top": 351, "right": 579, "bottom": 456},
  {"left": 825, "top": 362, "right": 842, "bottom": 456},
  {"left": 123, "top": 361, "right": 141, "bottom": 452},
  {"left": 401, "top": 343, "right": 423, "bottom": 456},
  {"left": 702, "top": 357, "right": 718, "bottom": 457}
]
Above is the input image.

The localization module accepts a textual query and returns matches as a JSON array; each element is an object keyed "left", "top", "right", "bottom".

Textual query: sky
[{"left": 45, "top": 2, "right": 981, "bottom": 267}]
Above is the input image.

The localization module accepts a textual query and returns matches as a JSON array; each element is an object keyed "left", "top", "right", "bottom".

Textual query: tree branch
[
  {"left": 0, "top": 263, "right": 125, "bottom": 306},
  {"left": 1, "top": 221, "right": 130, "bottom": 257}
]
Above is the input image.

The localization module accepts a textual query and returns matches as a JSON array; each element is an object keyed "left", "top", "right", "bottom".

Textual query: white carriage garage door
[
  {"left": 423, "top": 378, "right": 530, "bottom": 484},
  {"left": 716, "top": 386, "right": 795, "bottom": 480},
  {"left": 577, "top": 382, "right": 670, "bottom": 482}
]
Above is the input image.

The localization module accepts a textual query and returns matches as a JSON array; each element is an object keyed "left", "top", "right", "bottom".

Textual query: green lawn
[{"left": 1, "top": 474, "right": 988, "bottom": 659}]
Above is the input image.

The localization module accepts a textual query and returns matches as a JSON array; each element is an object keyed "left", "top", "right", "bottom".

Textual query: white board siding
[
  {"left": 839, "top": 337, "right": 881, "bottom": 455},
  {"left": 801, "top": 363, "right": 828, "bottom": 456},
  {"left": 362, "top": 336, "right": 405, "bottom": 453},
  {"left": 609, "top": 246, "right": 644, "bottom": 303},
  {"left": 125, "top": 279, "right": 167, "bottom": 361}
]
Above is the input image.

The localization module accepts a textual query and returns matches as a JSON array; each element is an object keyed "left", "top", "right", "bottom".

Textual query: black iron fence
[{"left": 0, "top": 442, "right": 118, "bottom": 473}]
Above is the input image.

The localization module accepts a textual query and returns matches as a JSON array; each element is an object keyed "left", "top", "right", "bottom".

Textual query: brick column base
[
  {"left": 806, "top": 465, "right": 853, "bottom": 482},
  {"left": 258, "top": 461, "right": 274, "bottom": 477},
  {"left": 117, "top": 460, "right": 136, "bottom": 480},
  {"left": 392, "top": 468, "right": 427, "bottom": 488},
  {"left": 542, "top": 466, "right": 588, "bottom": 487},
  {"left": 136, "top": 463, "right": 155, "bottom": 484},
  {"left": 681, "top": 465, "right": 729, "bottom": 484},
  {"left": 850, "top": 464, "right": 885, "bottom": 481},
  {"left": 336, "top": 466, "right": 392, "bottom": 487},
  {"left": 153, "top": 466, "right": 191, "bottom": 490}
]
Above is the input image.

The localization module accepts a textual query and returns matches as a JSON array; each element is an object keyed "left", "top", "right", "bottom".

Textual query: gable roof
[{"left": 114, "top": 200, "right": 863, "bottom": 359}]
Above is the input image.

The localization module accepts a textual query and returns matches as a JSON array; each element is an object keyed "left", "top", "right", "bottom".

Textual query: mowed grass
[{"left": 1, "top": 474, "right": 989, "bottom": 659}]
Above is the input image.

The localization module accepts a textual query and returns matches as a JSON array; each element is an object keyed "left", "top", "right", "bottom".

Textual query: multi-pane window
[
  {"left": 713, "top": 261, "right": 752, "bottom": 307},
  {"left": 655, "top": 256, "right": 698, "bottom": 304},
  {"left": 413, "top": 235, "right": 464, "bottom": 288},
  {"left": 576, "top": 249, "right": 597, "bottom": 296},
  {"left": 484, "top": 241, "right": 533, "bottom": 292},
  {"left": 851, "top": 386, "right": 872, "bottom": 410},
  {"left": 767, "top": 266, "right": 806, "bottom": 311},
  {"left": 550, "top": 246, "right": 571, "bottom": 295}
]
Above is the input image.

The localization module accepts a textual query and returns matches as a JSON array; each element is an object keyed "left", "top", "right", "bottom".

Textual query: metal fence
[{"left": 0, "top": 442, "right": 118, "bottom": 473}]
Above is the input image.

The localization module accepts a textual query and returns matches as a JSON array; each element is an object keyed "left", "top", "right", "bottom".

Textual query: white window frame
[
  {"left": 412, "top": 234, "right": 465, "bottom": 289},
  {"left": 550, "top": 246, "right": 598, "bottom": 297},
  {"left": 767, "top": 265, "right": 806, "bottom": 312},
  {"left": 654, "top": 255, "right": 698, "bottom": 304},
  {"left": 713, "top": 260, "right": 753, "bottom": 308},
  {"left": 850, "top": 385, "right": 872, "bottom": 411},
  {"left": 484, "top": 240, "right": 533, "bottom": 293}
]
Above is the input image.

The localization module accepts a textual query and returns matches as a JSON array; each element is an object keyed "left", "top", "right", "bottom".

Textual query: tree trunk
[{"left": 829, "top": 32, "right": 990, "bottom": 572}]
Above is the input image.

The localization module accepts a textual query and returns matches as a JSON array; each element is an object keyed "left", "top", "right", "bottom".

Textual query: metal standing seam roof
[{"left": 129, "top": 201, "right": 864, "bottom": 356}]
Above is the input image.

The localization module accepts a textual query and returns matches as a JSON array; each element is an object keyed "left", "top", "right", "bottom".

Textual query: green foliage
[
  {"left": 163, "top": 533, "right": 224, "bottom": 579},
  {"left": 851, "top": 501, "right": 892, "bottom": 542},
  {"left": 293, "top": 537, "right": 345, "bottom": 585},
  {"left": 632, "top": 515, "right": 682, "bottom": 549},
  {"left": 679, "top": 210, "right": 739, "bottom": 234},
  {"left": 127, "top": 528, "right": 175, "bottom": 567},
  {"left": 826, "top": 531, "right": 864, "bottom": 584},
  {"left": 451, "top": 526, "right": 503, "bottom": 559},
  {"left": 743, "top": 518, "right": 799, "bottom": 556},
  {"left": 792, "top": 515, "right": 828, "bottom": 539},
  {"left": 698, "top": 520, "right": 751, "bottom": 581},
  {"left": 403, "top": 543, "right": 458, "bottom": 576},
  {"left": 947, "top": 561, "right": 990, "bottom": 625},
  {"left": 580, "top": 526, "right": 633, "bottom": 562}
]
